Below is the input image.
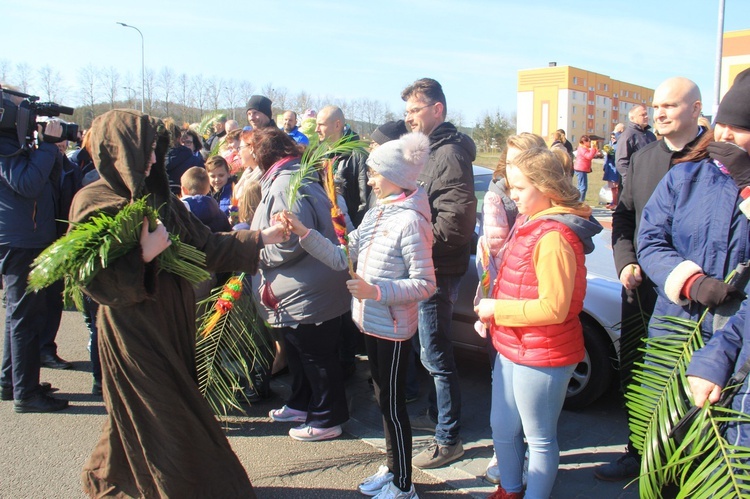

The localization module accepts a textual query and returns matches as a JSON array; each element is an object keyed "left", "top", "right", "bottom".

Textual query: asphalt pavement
[{"left": 1, "top": 208, "right": 640, "bottom": 499}]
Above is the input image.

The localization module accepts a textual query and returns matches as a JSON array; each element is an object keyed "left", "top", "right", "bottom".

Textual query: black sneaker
[
  {"left": 14, "top": 393, "right": 69, "bottom": 413},
  {"left": 593, "top": 452, "right": 640, "bottom": 481},
  {"left": 40, "top": 354, "right": 73, "bottom": 370},
  {"left": 1, "top": 382, "right": 53, "bottom": 401}
]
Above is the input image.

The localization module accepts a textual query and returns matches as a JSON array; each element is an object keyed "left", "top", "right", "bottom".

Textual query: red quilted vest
[{"left": 490, "top": 216, "right": 586, "bottom": 367}]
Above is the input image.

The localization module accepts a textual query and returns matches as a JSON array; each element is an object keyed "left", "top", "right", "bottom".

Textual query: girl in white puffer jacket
[{"left": 284, "top": 132, "right": 436, "bottom": 499}]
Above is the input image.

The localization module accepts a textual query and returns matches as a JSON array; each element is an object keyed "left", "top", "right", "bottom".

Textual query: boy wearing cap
[{"left": 283, "top": 132, "right": 436, "bottom": 499}]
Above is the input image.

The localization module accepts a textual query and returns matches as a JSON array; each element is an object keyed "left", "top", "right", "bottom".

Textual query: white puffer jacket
[{"left": 299, "top": 188, "right": 436, "bottom": 341}]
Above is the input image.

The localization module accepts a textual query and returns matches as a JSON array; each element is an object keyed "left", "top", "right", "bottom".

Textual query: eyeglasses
[
  {"left": 367, "top": 167, "right": 381, "bottom": 178},
  {"left": 404, "top": 102, "right": 436, "bottom": 118}
]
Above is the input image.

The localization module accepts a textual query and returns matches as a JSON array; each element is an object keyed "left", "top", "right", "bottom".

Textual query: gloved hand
[
  {"left": 708, "top": 141, "right": 750, "bottom": 189},
  {"left": 689, "top": 274, "right": 745, "bottom": 308}
]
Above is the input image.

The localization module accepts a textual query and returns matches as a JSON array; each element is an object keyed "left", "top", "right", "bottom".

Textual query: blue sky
[{"left": 4, "top": 0, "right": 749, "bottom": 126}]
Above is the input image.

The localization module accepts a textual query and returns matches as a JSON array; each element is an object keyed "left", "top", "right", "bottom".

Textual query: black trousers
[
  {"left": 621, "top": 277, "right": 658, "bottom": 456},
  {"left": 0, "top": 247, "right": 46, "bottom": 400},
  {"left": 282, "top": 315, "right": 349, "bottom": 428},
  {"left": 365, "top": 333, "right": 413, "bottom": 492}
]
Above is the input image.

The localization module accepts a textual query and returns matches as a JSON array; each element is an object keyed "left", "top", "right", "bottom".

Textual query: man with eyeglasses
[{"left": 401, "top": 77, "right": 476, "bottom": 469}]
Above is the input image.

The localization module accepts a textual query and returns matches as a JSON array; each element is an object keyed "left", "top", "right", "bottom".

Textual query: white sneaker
[
  {"left": 358, "top": 465, "right": 394, "bottom": 496},
  {"left": 269, "top": 405, "right": 307, "bottom": 423},
  {"left": 485, "top": 454, "right": 500, "bottom": 484},
  {"left": 288, "top": 424, "right": 342, "bottom": 441},
  {"left": 372, "top": 481, "right": 418, "bottom": 499}
]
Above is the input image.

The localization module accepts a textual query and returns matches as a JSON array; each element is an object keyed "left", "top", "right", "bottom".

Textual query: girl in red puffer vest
[{"left": 476, "top": 146, "right": 602, "bottom": 499}]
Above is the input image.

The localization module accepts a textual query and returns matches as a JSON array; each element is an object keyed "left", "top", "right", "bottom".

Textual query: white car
[{"left": 450, "top": 165, "right": 622, "bottom": 409}]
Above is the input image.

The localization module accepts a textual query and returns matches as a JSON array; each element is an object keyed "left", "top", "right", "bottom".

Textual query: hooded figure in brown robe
[{"left": 70, "top": 109, "right": 263, "bottom": 498}]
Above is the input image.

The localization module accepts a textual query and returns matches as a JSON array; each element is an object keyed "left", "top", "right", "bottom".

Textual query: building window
[
  {"left": 604, "top": 84, "right": 609, "bottom": 91},
  {"left": 573, "top": 77, "right": 578, "bottom": 85},
  {"left": 572, "top": 120, "right": 576, "bottom": 129},
  {"left": 572, "top": 105, "right": 576, "bottom": 114}
]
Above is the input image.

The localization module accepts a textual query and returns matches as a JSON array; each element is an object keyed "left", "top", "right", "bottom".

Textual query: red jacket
[{"left": 490, "top": 216, "right": 586, "bottom": 367}]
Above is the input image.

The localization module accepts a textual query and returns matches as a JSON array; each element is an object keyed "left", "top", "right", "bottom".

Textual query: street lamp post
[
  {"left": 713, "top": 0, "right": 726, "bottom": 117},
  {"left": 116, "top": 22, "right": 145, "bottom": 113}
]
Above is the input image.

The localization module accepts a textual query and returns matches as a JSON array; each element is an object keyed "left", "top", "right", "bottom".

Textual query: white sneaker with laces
[
  {"left": 372, "top": 481, "right": 418, "bottom": 499},
  {"left": 358, "top": 465, "right": 394, "bottom": 496}
]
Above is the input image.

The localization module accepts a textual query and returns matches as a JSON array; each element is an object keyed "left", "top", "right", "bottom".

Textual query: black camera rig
[{"left": 0, "top": 86, "right": 78, "bottom": 150}]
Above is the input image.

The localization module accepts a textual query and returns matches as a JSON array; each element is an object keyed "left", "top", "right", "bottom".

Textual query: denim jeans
[
  {"left": 575, "top": 171, "right": 588, "bottom": 202},
  {"left": 490, "top": 353, "right": 575, "bottom": 498},
  {"left": 0, "top": 247, "right": 46, "bottom": 400},
  {"left": 418, "top": 274, "right": 461, "bottom": 446}
]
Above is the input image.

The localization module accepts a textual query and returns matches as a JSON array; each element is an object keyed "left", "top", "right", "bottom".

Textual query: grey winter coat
[
  {"left": 299, "top": 188, "right": 436, "bottom": 341},
  {"left": 250, "top": 157, "right": 350, "bottom": 327}
]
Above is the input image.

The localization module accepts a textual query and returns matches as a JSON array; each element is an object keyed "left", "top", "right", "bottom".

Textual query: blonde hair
[
  {"left": 181, "top": 166, "right": 210, "bottom": 195},
  {"left": 509, "top": 148, "right": 583, "bottom": 209},
  {"left": 495, "top": 133, "right": 547, "bottom": 179}
]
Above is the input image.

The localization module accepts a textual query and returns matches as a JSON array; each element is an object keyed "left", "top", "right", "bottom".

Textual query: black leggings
[{"left": 365, "top": 334, "right": 413, "bottom": 492}]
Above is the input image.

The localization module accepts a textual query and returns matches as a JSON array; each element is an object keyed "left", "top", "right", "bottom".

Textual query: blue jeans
[
  {"left": 490, "top": 353, "right": 575, "bottom": 499},
  {"left": 418, "top": 274, "right": 461, "bottom": 446},
  {"left": 575, "top": 171, "right": 588, "bottom": 202},
  {"left": 0, "top": 247, "right": 46, "bottom": 400}
]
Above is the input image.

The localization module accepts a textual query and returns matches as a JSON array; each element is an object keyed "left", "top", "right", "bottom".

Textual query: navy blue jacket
[
  {"left": 166, "top": 146, "right": 204, "bottom": 194},
  {"left": 182, "top": 195, "right": 231, "bottom": 233},
  {"left": 687, "top": 298, "right": 750, "bottom": 448},
  {"left": 0, "top": 134, "right": 60, "bottom": 248},
  {"left": 637, "top": 159, "right": 750, "bottom": 340}
]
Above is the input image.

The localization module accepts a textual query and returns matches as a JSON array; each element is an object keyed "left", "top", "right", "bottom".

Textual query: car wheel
[{"left": 564, "top": 316, "right": 615, "bottom": 410}]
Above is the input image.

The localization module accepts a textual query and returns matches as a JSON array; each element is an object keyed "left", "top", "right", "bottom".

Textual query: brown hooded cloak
[{"left": 70, "top": 110, "right": 258, "bottom": 498}]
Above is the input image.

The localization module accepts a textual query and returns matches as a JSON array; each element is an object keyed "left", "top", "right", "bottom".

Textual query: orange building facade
[
  {"left": 721, "top": 29, "right": 750, "bottom": 99},
  {"left": 517, "top": 65, "right": 654, "bottom": 144}
]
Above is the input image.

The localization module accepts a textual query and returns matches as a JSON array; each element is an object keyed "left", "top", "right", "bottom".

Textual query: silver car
[{"left": 451, "top": 165, "right": 622, "bottom": 409}]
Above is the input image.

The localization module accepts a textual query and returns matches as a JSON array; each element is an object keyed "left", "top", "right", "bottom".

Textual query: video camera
[{"left": 0, "top": 86, "right": 78, "bottom": 149}]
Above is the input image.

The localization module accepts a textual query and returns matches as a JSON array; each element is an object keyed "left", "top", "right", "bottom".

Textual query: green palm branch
[
  {"left": 195, "top": 274, "right": 272, "bottom": 417},
  {"left": 617, "top": 286, "right": 652, "bottom": 391},
  {"left": 286, "top": 134, "right": 369, "bottom": 207},
  {"left": 626, "top": 306, "right": 750, "bottom": 498},
  {"left": 28, "top": 197, "right": 209, "bottom": 310}
]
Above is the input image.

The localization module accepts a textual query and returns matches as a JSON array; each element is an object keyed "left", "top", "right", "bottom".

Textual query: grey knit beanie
[{"left": 366, "top": 132, "right": 430, "bottom": 191}]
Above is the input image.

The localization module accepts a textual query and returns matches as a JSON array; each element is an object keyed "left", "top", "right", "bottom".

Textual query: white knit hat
[{"left": 366, "top": 132, "right": 430, "bottom": 191}]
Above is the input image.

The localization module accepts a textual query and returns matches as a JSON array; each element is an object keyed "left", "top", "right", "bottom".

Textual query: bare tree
[
  {"left": 38, "top": 65, "right": 66, "bottom": 102},
  {"left": 144, "top": 68, "right": 156, "bottom": 115},
  {"left": 78, "top": 64, "right": 100, "bottom": 127},
  {"left": 206, "top": 77, "right": 223, "bottom": 113},
  {"left": 223, "top": 79, "right": 242, "bottom": 121},
  {"left": 158, "top": 67, "right": 175, "bottom": 117},
  {"left": 238, "top": 80, "right": 255, "bottom": 123},
  {"left": 102, "top": 66, "right": 120, "bottom": 110},
  {"left": 448, "top": 110, "right": 465, "bottom": 129},
  {"left": 358, "top": 98, "right": 385, "bottom": 136},
  {"left": 15, "top": 63, "right": 33, "bottom": 93},
  {"left": 122, "top": 72, "right": 137, "bottom": 110},
  {"left": 0, "top": 59, "right": 11, "bottom": 83},
  {"left": 272, "top": 87, "right": 289, "bottom": 116},
  {"left": 292, "top": 91, "right": 315, "bottom": 115},
  {"left": 191, "top": 75, "right": 207, "bottom": 118},
  {"left": 177, "top": 73, "right": 191, "bottom": 123}
]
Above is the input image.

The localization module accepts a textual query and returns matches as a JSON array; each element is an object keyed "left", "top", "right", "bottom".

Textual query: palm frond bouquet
[
  {"left": 27, "top": 197, "right": 209, "bottom": 309},
  {"left": 286, "top": 134, "right": 369, "bottom": 277},
  {"left": 195, "top": 273, "right": 273, "bottom": 416}
]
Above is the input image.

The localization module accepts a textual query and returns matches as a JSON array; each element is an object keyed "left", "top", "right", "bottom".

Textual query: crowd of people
[{"left": 3, "top": 68, "right": 750, "bottom": 499}]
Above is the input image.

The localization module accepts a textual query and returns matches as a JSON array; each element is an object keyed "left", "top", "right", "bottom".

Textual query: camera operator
[{"left": 0, "top": 89, "right": 70, "bottom": 413}]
